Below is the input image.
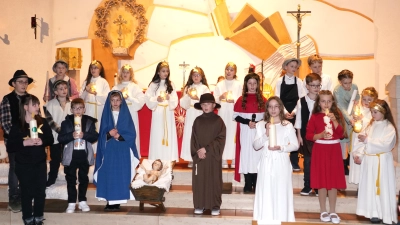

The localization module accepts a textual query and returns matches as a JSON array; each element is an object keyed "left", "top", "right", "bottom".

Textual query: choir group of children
[{"left": 0, "top": 54, "right": 398, "bottom": 225}]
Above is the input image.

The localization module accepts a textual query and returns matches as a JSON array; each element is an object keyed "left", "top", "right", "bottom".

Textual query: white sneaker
[
  {"left": 211, "top": 209, "right": 220, "bottom": 216},
  {"left": 188, "top": 161, "right": 193, "bottom": 168},
  {"left": 66, "top": 203, "right": 76, "bottom": 213},
  {"left": 194, "top": 208, "right": 204, "bottom": 214},
  {"left": 78, "top": 201, "right": 90, "bottom": 212}
]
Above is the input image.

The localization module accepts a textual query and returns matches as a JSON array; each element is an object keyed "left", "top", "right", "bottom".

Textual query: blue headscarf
[{"left": 94, "top": 90, "right": 139, "bottom": 191}]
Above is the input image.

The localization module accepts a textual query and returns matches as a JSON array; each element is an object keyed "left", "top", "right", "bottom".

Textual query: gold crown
[
  {"left": 123, "top": 64, "right": 132, "bottom": 70},
  {"left": 370, "top": 102, "right": 386, "bottom": 114},
  {"left": 362, "top": 89, "right": 377, "bottom": 98},
  {"left": 91, "top": 60, "right": 102, "bottom": 69}
]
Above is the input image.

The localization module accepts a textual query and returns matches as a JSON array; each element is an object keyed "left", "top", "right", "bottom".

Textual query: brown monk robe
[{"left": 191, "top": 111, "right": 226, "bottom": 211}]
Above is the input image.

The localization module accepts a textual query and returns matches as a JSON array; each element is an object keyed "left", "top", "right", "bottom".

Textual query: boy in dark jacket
[{"left": 58, "top": 98, "right": 98, "bottom": 213}]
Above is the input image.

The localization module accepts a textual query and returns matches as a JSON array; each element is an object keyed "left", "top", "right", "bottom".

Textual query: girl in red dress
[{"left": 306, "top": 90, "right": 347, "bottom": 224}]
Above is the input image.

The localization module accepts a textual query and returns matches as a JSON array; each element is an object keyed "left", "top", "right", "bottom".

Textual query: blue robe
[{"left": 94, "top": 90, "right": 140, "bottom": 202}]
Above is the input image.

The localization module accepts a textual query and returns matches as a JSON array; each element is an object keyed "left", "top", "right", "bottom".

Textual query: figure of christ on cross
[{"left": 287, "top": 4, "right": 311, "bottom": 59}]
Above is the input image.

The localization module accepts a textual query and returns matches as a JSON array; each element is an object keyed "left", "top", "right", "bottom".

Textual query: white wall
[{"left": 0, "top": 0, "right": 53, "bottom": 106}]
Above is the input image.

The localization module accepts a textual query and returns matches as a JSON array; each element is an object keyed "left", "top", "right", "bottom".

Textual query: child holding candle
[
  {"left": 43, "top": 60, "right": 79, "bottom": 102},
  {"left": 58, "top": 98, "right": 98, "bottom": 213},
  {"left": 306, "top": 90, "right": 347, "bottom": 224},
  {"left": 180, "top": 67, "right": 210, "bottom": 167},
  {"left": 294, "top": 73, "right": 322, "bottom": 196},
  {"left": 80, "top": 60, "right": 110, "bottom": 132},
  {"left": 43, "top": 80, "right": 72, "bottom": 187},
  {"left": 233, "top": 73, "right": 266, "bottom": 192},
  {"left": 7, "top": 94, "right": 54, "bottom": 225},
  {"left": 252, "top": 96, "right": 298, "bottom": 223},
  {"left": 348, "top": 87, "right": 378, "bottom": 185},
  {"left": 145, "top": 62, "right": 179, "bottom": 161},
  {"left": 353, "top": 99, "right": 398, "bottom": 224},
  {"left": 333, "top": 69, "right": 360, "bottom": 175},
  {"left": 112, "top": 64, "right": 145, "bottom": 157},
  {"left": 275, "top": 58, "right": 305, "bottom": 172},
  {"left": 94, "top": 91, "right": 140, "bottom": 211},
  {"left": 214, "top": 62, "right": 242, "bottom": 169}
]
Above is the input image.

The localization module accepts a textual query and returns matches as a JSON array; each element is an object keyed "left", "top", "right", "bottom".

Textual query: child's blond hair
[{"left": 307, "top": 54, "right": 323, "bottom": 66}]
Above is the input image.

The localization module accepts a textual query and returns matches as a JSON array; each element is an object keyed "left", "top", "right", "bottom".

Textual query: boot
[
  {"left": 251, "top": 173, "right": 257, "bottom": 192},
  {"left": 243, "top": 174, "right": 252, "bottom": 193}
]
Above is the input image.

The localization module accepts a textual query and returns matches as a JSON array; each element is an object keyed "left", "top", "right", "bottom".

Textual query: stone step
[{"left": 0, "top": 201, "right": 377, "bottom": 225}]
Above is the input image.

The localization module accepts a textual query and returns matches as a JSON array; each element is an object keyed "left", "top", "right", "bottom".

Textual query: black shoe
[
  {"left": 104, "top": 203, "right": 120, "bottom": 211},
  {"left": 8, "top": 195, "right": 21, "bottom": 213},
  {"left": 34, "top": 216, "right": 45, "bottom": 225},
  {"left": 370, "top": 217, "right": 382, "bottom": 224},
  {"left": 300, "top": 187, "right": 312, "bottom": 196},
  {"left": 292, "top": 164, "right": 301, "bottom": 172},
  {"left": 46, "top": 180, "right": 56, "bottom": 188},
  {"left": 243, "top": 174, "right": 252, "bottom": 193},
  {"left": 23, "top": 217, "right": 35, "bottom": 225},
  {"left": 314, "top": 189, "right": 319, "bottom": 196}
]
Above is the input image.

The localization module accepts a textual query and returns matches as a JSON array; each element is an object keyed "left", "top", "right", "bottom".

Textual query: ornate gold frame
[{"left": 94, "top": 0, "right": 148, "bottom": 47}]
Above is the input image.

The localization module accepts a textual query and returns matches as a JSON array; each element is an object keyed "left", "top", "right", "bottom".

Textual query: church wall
[{"left": 0, "top": 0, "right": 53, "bottom": 105}]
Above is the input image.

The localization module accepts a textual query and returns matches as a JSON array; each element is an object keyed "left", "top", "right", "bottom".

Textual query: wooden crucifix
[
  {"left": 113, "top": 15, "right": 127, "bottom": 47},
  {"left": 287, "top": 5, "right": 311, "bottom": 59},
  {"left": 179, "top": 61, "right": 190, "bottom": 89}
]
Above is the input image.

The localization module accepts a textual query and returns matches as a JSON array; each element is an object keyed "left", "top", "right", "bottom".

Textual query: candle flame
[
  {"left": 325, "top": 108, "right": 329, "bottom": 115},
  {"left": 31, "top": 113, "right": 35, "bottom": 118},
  {"left": 270, "top": 117, "right": 274, "bottom": 124}
]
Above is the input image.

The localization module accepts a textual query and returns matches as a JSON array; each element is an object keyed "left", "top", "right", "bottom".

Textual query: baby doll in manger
[{"left": 140, "top": 159, "right": 169, "bottom": 184}]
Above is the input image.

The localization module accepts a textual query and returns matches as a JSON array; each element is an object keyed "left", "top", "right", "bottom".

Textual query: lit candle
[
  {"left": 122, "top": 87, "right": 128, "bottom": 98},
  {"left": 90, "top": 82, "right": 97, "bottom": 93},
  {"left": 114, "top": 73, "right": 118, "bottom": 87},
  {"left": 226, "top": 91, "right": 233, "bottom": 101},
  {"left": 347, "top": 90, "right": 357, "bottom": 115},
  {"left": 353, "top": 120, "right": 363, "bottom": 133},
  {"left": 353, "top": 105, "right": 361, "bottom": 117},
  {"left": 29, "top": 113, "right": 38, "bottom": 139},
  {"left": 323, "top": 109, "right": 333, "bottom": 138},
  {"left": 160, "top": 90, "right": 166, "bottom": 100},
  {"left": 74, "top": 116, "right": 81, "bottom": 133},
  {"left": 269, "top": 117, "right": 277, "bottom": 147},
  {"left": 189, "top": 88, "right": 197, "bottom": 97}
]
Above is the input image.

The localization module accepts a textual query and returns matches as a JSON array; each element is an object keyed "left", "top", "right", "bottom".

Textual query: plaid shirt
[{"left": 0, "top": 92, "right": 23, "bottom": 144}]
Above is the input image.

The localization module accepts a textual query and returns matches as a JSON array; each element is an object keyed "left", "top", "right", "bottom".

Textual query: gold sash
[
  {"left": 364, "top": 151, "right": 385, "bottom": 195},
  {"left": 158, "top": 104, "right": 169, "bottom": 146}
]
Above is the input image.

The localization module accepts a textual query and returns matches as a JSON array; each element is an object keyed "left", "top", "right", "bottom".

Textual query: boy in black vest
[
  {"left": 294, "top": 73, "right": 321, "bottom": 196},
  {"left": 0, "top": 70, "right": 34, "bottom": 212}
]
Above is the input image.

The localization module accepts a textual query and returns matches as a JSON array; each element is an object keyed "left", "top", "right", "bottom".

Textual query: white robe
[
  {"left": 353, "top": 120, "right": 398, "bottom": 224},
  {"left": 213, "top": 79, "right": 242, "bottom": 160},
  {"left": 252, "top": 121, "right": 298, "bottom": 223},
  {"left": 349, "top": 105, "right": 372, "bottom": 184},
  {"left": 44, "top": 99, "right": 72, "bottom": 144},
  {"left": 112, "top": 81, "right": 145, "bottom": 158},
  {"left": 233, "top": 111, "right": 264, "bottom": 174},
  {"left": 145, "top": 80, "right": 179, "bottom": 161},
  {"left": 179, "top": 84, "right": 210, "bottom": 161},
  {"left": 80, "top": 76, "right": 110, "bottom": 153}
]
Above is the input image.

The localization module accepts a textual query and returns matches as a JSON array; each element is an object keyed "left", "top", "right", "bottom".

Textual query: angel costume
[
  {"left": 94, "top": 91, "right": 140, "bottom": 204},
  {"left": 353, "top": 120, "right": 397, "bottom": 224},
  {"left": 252, "top": 120, "right": 298, "bottom": 223},
  {"left": 145, "top": 80, "right": 179, "bottom": 161},
  {"left": 112, "top": 81, "right": 145, "bottom": 157},
  {"left": 213, "top": 79, "right": 242, "bottom": 162},
  {"left": 180, "top": 83, "right": 210, "bottom": 161}
]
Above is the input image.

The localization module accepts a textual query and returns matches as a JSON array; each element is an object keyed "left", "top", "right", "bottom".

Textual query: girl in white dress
[
  {"left": 112, "top": 64, "right": 145, "bottom": 158},
  {"left": 145, "top": 62, "right": 179, "bottom": 161},
  {"left": 80, "top": 60, "right": 110, "bottom": 153},
  {"left": 180, "top": 67, "right": 210, "bottom": 167},
  {"left": 353, "top": 99, "right": 398, "bottom": 224},
  {"left": 348, "top": 87, "right": 378, "bottom": 185},
  {"left": 253, "top": 96, "right": 298, "bottom": 223},
  {"left": 214, "top": 62, "right": 242, "bottom": 169}
]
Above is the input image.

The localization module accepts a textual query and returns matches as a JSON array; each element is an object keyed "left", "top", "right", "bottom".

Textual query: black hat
[
  {"left": 194, "top": 93, "right": 221, "bottom": 110},
  {"left": 8, "top": 70, "right": 34, "bottom": 87}
]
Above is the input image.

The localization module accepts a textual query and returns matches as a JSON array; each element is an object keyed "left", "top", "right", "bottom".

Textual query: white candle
[
  {"left": 269, "top": 117, "right": 277, "bottom": 147},
  {"left": 45, "top": 71, "right": 50, "bottom": 100},
  {"left": 353, "top": 120, "right": 363, "bottom": 133},
  {"left": 347, "top": 90, "right": 357, "bottom": 115},
  {"left": 91, "top": 82, "right": 97, "bottom": 92},
  {"left": 74, "top": 116, "right": 81, "bottom": 133},
  {"left": 190, "top": 88, "right": 197, "bottom": 97},
  {"left": 114, "top": 73, "right": 118, "bottom": 87},
  {"left": 122, "top": 87, "right": 128, "bottom": 98},
  {"left": 30, "top": 113, "right": 38, "bottom": 139}
]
